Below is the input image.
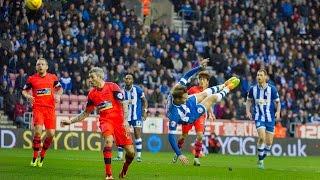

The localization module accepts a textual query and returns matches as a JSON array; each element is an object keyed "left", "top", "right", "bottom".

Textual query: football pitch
[{"left": 0, "top": 149, "right": 319, "bottom": 180}]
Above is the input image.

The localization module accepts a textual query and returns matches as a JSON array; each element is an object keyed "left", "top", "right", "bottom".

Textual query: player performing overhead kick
[
  {"left": 167, "top": 58, "right": 240, "bottom": 164},
  {"left": 174, "top": 70, "right": 215, "bottom": 166},
  {"left": 61, "top": 67, "right": 135, "bottom": 180}
]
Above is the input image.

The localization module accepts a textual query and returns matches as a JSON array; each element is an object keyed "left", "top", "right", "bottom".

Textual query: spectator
[
  {"left": 4, "top": 87, "right": 16, "bottom": 120},
  {"left": 0, "top": 0, "right": 318, "bottom": 133},
  {"left": 60, "top": 71, "right": 72, "bottom": 94},
  {"left": 72, "top": 75, "right": 84, "bottom": 95},
  {"left": 14, "top": 98, "right": 27, "bottom": 128},
  {"left": 214, "top": 100, "right": 226, "bottom": 119},
  {"left": 15, "top": 68, "right": 27, "bottom": 95},
  {"left": 0, "top": 81, "right": 9, "bottom": 110},
  {"left": 149, "top": 87, "right": 163, "bottom": 108}
]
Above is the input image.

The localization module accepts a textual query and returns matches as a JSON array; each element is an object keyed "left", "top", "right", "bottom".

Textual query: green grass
[{"left": 0, "top": 148, "right": 319, "bottom": 180}]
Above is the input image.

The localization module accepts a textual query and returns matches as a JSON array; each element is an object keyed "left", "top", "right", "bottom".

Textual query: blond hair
[{"left": 89, "top": 67, "right": 104, "bottom": 79}]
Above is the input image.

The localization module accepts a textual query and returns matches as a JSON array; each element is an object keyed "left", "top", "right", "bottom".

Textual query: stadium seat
[
  {"left": 69, "top": 104, "right": 79, "bottom": 114},
  {"left": 60, "top": 103, "right": 70, "bottom": 114},
  {"left": 60, "top": 94, "right": 70, "bottom": 103},
  {"left": 78, "top": 95, "right": 87, "bottom": 103},
  {"left": 69, "top": 95, "right": 78, "bottom": 103},
  {"left": 78, "top": 104, "right": 86, "bottom": 111}
]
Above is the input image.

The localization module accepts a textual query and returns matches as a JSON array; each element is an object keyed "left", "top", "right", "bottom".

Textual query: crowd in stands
[{"left": 0, "top": 0, "right": 319, "bottom": 135}]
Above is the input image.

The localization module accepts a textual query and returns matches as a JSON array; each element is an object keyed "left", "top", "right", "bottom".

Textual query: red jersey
[
  {"left": 188, "top": 86, "right": 203, "bottom": 95},
  {"left": 24, "top": 73, "right": 60, "bottom": 109},
  {"left": 86, "top": 82, "right": 124, "bottom": 121}
]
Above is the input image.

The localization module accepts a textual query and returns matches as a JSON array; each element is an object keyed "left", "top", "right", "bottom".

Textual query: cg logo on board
[{"left": 147, "top": 135, "right": 162, "bottom": 153}]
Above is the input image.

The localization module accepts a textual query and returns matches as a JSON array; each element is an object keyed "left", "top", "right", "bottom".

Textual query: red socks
[
  {"left": 178, "top": 138, "right": 185, "bottom": 149},
  {"left": 121, "top": 153, "right": 134, "bottom": 177},
  {"left": 103, "top": 147, "right": 112, "bottom": 176},
  {"left": 32, "top": 135, "right": 41, "bottom": 161},
  {"left": 195, "top": 140, "right": 202, "bottom": 158},
  {"left": 40, "top": 137, "right": 53, "bottom": 159}
]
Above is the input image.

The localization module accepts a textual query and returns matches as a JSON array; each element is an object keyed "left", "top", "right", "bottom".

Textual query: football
[{"left": 25, "top": 0, "right": 42, "bottom": 11}]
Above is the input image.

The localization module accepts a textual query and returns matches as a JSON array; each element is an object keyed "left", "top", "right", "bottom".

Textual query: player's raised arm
[{"left": 172, "top": 58, "right": 209, "bottom": 91}]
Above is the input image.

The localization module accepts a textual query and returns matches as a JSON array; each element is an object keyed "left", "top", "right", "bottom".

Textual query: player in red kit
[
  {"left": 22, "top": 58, "right": 63, "bottom": 167},
  {"left": 61, "top": 67, "right": 135, "bottom": 180},
  {"left": 173, "top": 71, "right": 215, "bottom": 166}
]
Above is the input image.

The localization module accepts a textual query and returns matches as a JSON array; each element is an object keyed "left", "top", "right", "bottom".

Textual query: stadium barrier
[
  {"left": 23, "top": 114, "right": 288, "bottom": 137},
  {"left": 295, "top": 124, "right": 320, "bottom": 139},
  {"left": 1, "top": 128, "right": 319, "bottom": 156}
]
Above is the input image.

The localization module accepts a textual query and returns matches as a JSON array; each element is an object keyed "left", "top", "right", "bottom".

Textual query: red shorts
[
  {"left": 182, "top": 115, "right": 206, "bottom": 134},
  {"left": 33, "top": 107, "right": 56, "bottom": 129},
  {"left": 99, "top": 118, "right": 133, "bottom": 146}
]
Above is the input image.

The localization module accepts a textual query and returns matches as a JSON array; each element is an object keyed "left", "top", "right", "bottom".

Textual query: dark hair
[
  {"left": 172, "top": 85, "right": 187, "bottom": 99},
  {"left": 198, "top": 71, "right": 210, "bottom": 80}
]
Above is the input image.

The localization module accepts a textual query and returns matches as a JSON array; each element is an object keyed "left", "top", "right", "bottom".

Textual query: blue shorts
[
  {"left": 128, "top": 119, "right": 143, "bottom": 128},
  {"left": 255, "top": 120, "right": 275, "bottom": 133}
]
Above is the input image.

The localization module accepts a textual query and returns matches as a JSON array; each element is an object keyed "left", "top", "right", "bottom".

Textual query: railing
[{"left": 23, "top": 112, "right": 33, "bottom": 130}]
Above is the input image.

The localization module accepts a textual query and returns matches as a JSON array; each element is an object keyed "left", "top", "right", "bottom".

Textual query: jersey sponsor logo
[
  {"left": 97, "top": 101, "right": 113, "bottom": 111},
  {"left": 256, "top": 99, "right": 269, "bottom": 105},
  {"left": 36, "top": 88, "right": 51, "bottom": 96}
]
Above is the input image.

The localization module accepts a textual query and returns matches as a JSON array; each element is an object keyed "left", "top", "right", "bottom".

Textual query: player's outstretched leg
[
  {"left": 200, "top": 77, "right": 240, "bottom": 110},
  {"left": 113, "top": 147, "right": 124, "bottom": 161},
  {"left": 119, "top": 145, "right": 135, "bottom": 178}
]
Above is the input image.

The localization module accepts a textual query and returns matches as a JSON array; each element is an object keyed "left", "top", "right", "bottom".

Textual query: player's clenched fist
[{"left": 200, "top": 58, "right": 209, "bottom": 69}]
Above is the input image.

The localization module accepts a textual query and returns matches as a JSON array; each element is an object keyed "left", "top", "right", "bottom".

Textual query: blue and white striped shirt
[
  {"left": 124, "top": 85, "right": 145, "bottom": 121},
  {"left": 247, "top": 84, "right": 279, "bottom": 122}
]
